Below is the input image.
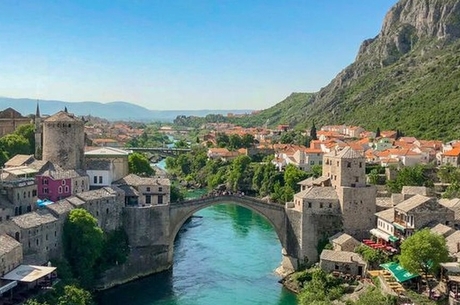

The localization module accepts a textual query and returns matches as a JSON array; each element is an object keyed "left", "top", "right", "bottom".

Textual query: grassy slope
[{"left": 246, "top": 40, "right": 460, "bottom": 141}]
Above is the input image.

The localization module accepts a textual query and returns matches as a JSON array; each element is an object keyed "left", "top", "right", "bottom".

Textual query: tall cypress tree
[{"left": 310, "top": 122, "right": 318, "bottom": 141}]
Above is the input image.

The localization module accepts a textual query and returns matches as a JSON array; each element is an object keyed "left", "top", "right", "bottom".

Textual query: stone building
[
  {"left": 320, "top": 249, "right": 367, "bottom": 277},
  {"left": 114, "top": 174, "right": 170, "bottom": 206},
  {"left": 0, "top": 209, "right": 59, "bottom": 265},
  {"left": 286, "top": 146, "right": 376, "bottom": 265},
  {"left": 75, "top": 187, "right": 125, "bottom": 231},
  {"left": 329, "top": 232, "right": 360, "bottom": 252},
  {"left": 0, "top": 108, "right": 31, "bottom": 137},
  {"left": 0, "top": 234, "right": 23, "bottom": 277},
  {"left": 41, "top": 110, "right": 85, "bottom": 170},
  {"left": 0, "top": 177, "right": 37, "bottom": 217}
]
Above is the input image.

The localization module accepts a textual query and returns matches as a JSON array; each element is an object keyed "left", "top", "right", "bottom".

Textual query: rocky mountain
[
  {"left": 246, "top": 0, "right": 460, "bottom": 140},
  {"left": 0, "top": 97, "right": 253, "bottom": 122}
]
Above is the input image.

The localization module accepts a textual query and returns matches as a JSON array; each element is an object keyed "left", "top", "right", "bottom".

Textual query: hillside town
[{"left": 2, "top": 106, "right": 460, "bottom": 304}]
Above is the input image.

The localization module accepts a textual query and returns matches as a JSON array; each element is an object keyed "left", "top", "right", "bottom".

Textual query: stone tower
[
  {"left": 323, "top": 147, "right": 376, "bottom": 238},
  {"left": 34, "top": 102, "right": 42, "bottom": 159},
  {"left": 42, "top": 110, "right": 85, "bottom": 170}
]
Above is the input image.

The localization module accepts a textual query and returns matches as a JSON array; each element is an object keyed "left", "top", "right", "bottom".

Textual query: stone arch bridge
[
  {"left": 169, "top": 195, "right": 288, "bottom": 250},
  {"left": 110, "top": 195, "right": 315, "bottom": 290}
]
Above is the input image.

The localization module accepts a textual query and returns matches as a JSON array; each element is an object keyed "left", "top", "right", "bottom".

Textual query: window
[
  {"left": 65, "top": 186, "right": 69, "bottom": 192},
  {"left": 28, "top": 191, "right": 31, "bottom": 198},
  {"left": 32, "top": 190, "right": 37, "bottom": 196},
  {"left": 146, "top": 195, "right": 151, "bottom": 204},
  {"left": 58, "top": 186, "right": 62, "bottom": 194},
  {"left": 310, "top": 160, "right": 315, "bottom": 165},
  {"left": 320, "top": 203, "right": 323, "bottom": 208},
  {"left": 329, "top": 203, "right": 332, "bottom": 208},
  {"left": 308, "top": 202, "right": 312, "bottom": 208},
  {"left": 347, "top": 162, "right": 351, "bottom": 168},
  {"left": 336, "top": 161, "right": 339, "bottom": 166},
  {"left": 146, "top": 187, "right": 151, "bottom": 192},
  {"left": 23, "top": 192, "right": 26, "bottom": 198},
  {"left": 43, "top": 179, "right": 48, "bottom": 185},
  {"left": 99, "top": 176, "right": 103, "bottom": 184},
  {"left": 93, "top": 176, "right": 98, "bottom": 184},
  {"left": 355, "top": 176, "right": 359, "bottom": 183},
  {"left": 61, "top": 180, "right": 66, "bottom": 185},
  {"left": 158, "top": 195, "right": 163, "bottom": 204},
  {"left": 106, "top": 208, "right": 109, "bottom": 214},
  {"left": 359, "top": 162, "right": 362, "bottom": 168},
  {"left": 159, "top": 187, "right": 163, "bottom": 192},
  {"left": 43, "top": 188, "right": 49, "bottom": 194}
]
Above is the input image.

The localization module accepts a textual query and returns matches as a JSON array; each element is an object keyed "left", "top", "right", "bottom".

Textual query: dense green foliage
[
  {"left": 438, "top": 164, "right": 460, "bottom": 198},
  {"left": 346, "top": 286, "right": 397, "bottom": 305},
  {"left": 63, "top": 209, "right": 104, "bottom": 288},
  {"left": 128, "top": 152, "right": 154, "bottom": 176},
  {"left": 63, "top": 209, "right": 130, "bottom": 289},
  {"left": 0, "top": 123, "right": 35, "bottom": 166},
  {"left": 354, "top": 244, "right": 389, "bottom": 269},
  {"left": 165, "top": 146, "right": 319, "bottom": 202},
  {"left": 297, "top": 268, "right": 345, "bottom": 304},
  {"left": 386, "top": 164, "right": 434, "bottom": 193},
  {"left": 25, "top": 284, "right": 94, "bottom": 305},
  {"left": 399, "top": 229, "right": 449, "bottom": 295},
  {"left": 125, "top": 128, "right": 169, "bottom": 148}
]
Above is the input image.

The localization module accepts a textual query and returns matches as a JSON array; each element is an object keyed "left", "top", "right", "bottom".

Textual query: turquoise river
[{"left": 97, "top": 202, "right": 298, "bottom": 305}]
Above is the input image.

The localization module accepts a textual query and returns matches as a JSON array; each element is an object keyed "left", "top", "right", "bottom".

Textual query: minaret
[{"left": 34, "top": 101, "right": 42, "bottom": 159}]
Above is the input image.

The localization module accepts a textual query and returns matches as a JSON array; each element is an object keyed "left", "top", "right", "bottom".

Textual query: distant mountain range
[{"left": 0, "top": 97, "right": 254, "bottom": 122}]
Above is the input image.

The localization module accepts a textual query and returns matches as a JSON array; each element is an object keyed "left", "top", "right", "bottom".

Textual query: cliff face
[
  {"left": 358, "top": 0, "right": 460, "bottom": 65},
  {"left": 287, "top": 0, "right": 460, "bottom": 140}
]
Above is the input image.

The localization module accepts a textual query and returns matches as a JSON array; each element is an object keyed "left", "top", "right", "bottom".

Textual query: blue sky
[{"left": 0, "top": 0, "right": 398, "bottom": 110}]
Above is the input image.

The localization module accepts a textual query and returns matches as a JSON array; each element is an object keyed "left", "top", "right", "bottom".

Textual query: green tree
[
  {"left": 310, "top": 122, "right": 318, "bottom": 141},
  {"left": 354, "top": 244, "right": 388, "bottom": 269},
  {"left": 375, "top": 127, "right": 381, "bottom": 138},
  {"left": 63, "top": 209, "right": 104, "bottom": 288},
  {"left": 101, "top": 228, "right": 130, "bottom": 269},
  {"left": 227, "top": 155, "right": 252, "bottom": 191},
  {"left": 368, "top": 168, "right": 380, "bottom": 185},
  {"left": 386, "top": 164, "right": 432, "bottom": 193},
  {"left": 128, "top": 152, "right": 154, "bottom": 176},
  {"left": 284, "top": 164, "right": 309, "bottom": 193},
  {"left": 399, "top": 229, "right": 449, "bottom": 297},
  {"left": 25, "top": 300, "right": 49, "bottom": 305},
  {"left": 241, "top": 134, "right": 256, "bottom": 148},
  {"left": 228, "top": 134, "right": 242, "bottom": 150},
  {"left": 0, "top": 133, "right": 31, "bottom": 157},
  {"left": 170, "top": 183, "right": 185, "bottom": 202},
  {"left": 57, "top": 285, "right": 93, "bottom": 305}
]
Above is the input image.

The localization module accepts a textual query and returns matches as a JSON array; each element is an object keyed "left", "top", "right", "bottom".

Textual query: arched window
[
  {"left": 58, "top": 186, "right": 63, "bottom": 194},
  {"left": 65, "top": 185, "right": 69, "bottom": 193}
]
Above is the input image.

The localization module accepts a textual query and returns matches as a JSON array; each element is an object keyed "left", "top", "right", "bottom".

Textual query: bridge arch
[{"left": 168, "top": 195, "right": 288, "bottom": 260}]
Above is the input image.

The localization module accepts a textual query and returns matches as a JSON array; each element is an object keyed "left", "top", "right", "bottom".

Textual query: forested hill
[{"left": 242, "top": 0, "right": 460, "bottom": 140}]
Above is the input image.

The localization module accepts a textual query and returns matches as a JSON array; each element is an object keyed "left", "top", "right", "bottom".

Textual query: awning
[
  {"left": 1, "top": 265, "right": 56, "bottom": 283},
  {"left": 0, "top": 280, "right": 17, "bottom": 295},
  {"left": 441, "top": 262, "right": 460, "bottom": 274},
  {"left": 380, "top": 262, "right": 418, "bottom": 283},
  {"left": 370, "top": 228, "right": 391, "bottom": 241},
  {"left": 393, "top": 223, "right": 406, "bottom": 231},
  {"left": 389, "top": 235, "right": 399, "bottom": 242}
]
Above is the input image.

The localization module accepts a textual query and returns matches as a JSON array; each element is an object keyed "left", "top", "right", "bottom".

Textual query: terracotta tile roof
[{"left": 444, "top": 148, "right": 460, "bottom": 157}]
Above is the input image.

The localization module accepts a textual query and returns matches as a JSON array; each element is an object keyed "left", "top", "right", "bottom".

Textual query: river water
[{"left": 97, "top": 203, "right": 297, "bottom": 305}]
